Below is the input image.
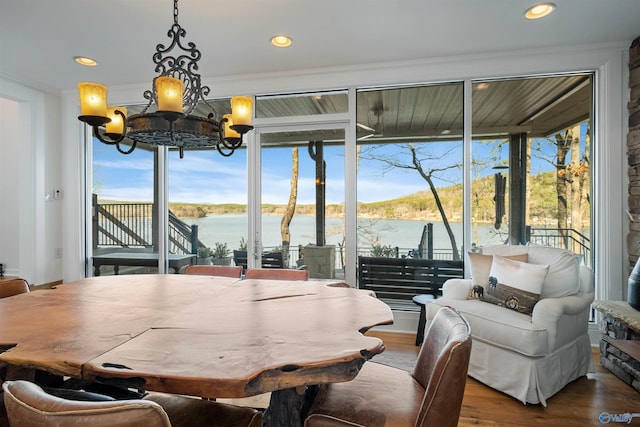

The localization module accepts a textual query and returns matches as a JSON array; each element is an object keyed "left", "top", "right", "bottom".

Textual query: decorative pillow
[
  {"left": 467, "top": 252, "right": 528, "bottom": 299},
  {"left": 483, "top": 255, "right": 549, "bottom": 315},
  {"left": 525, "top": 245, "right": 580, "bottom": 298}
]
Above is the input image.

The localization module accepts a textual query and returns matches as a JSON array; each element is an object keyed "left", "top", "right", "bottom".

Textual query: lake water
[{"left": 184, "top": 214, "right": 503, "bottom": 255}]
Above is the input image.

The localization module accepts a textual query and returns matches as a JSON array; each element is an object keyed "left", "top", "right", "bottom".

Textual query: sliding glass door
[
  {"left": 89, "top": 138, "right": 158, "bottom": 276},
  {"left": 255, "top": 125, "right": 347, "bottom": 279}
]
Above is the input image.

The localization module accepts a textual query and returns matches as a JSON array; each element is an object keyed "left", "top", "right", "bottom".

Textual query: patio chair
[
  {"left": 184, "top": 265, "right": 243, "bottom": 278},
  {"left": 244, "top": 268, "right": 309, "bottom": 281}
]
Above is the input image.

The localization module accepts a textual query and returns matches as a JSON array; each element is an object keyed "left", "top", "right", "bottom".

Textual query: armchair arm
[
  {"left": 441, "top": 279, "right": 472, "bottom": 300},
  {"left": 531, "top": 292, "right": 595, "bottom": 350},
  {"left": 532, "top": 292, "right": 594, "bottom": 320}
]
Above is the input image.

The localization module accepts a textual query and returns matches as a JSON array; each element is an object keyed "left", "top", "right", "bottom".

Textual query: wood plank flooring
[{"left": 367, "top": 331, "right": 640, "bottom": 427}]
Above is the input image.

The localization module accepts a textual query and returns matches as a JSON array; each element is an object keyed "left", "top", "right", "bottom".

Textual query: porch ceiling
[
  {"left": 123, "top": 73, "right": 591, "bottom": 150},
  {"left": 256, "top": 73, "right": 592, "bottom": 145}
]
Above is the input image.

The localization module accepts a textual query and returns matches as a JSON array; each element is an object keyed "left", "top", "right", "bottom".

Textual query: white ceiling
[{"left": 1, "top": 0, "right": 639, "bottom": 95}]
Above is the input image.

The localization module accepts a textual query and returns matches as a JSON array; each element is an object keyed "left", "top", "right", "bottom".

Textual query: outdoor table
[
  {"left": 0, "top": 274, "right": 393, "bottom": 427},
  {"left": 92, "top": 252, "right": 196, "bottom": 275}
]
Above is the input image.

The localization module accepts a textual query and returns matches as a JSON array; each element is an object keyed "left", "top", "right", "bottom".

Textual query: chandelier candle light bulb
[
  {"left": 105, "top": 107, "right": 127, "bottom": 134},
  {"left": 223, "top": 114, "right": 240, "bottom": 139},
  {"left": 231, "top": 96, "right": 253, "bottom": 127},
  {"left": 156, "top": 76, "right": 184, "bottom": 112},
  {"left": 78, "top": 82, "right": 108, "bottom": 117}
]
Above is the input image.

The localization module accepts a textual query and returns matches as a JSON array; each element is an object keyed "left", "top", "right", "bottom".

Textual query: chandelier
[{"left": 77, "top": 0, "right": 253, "bottom": 158}]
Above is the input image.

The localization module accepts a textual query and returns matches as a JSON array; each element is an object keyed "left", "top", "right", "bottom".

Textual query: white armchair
[{"left": 427, "top": 244, "right": 595, "bottom": 406}]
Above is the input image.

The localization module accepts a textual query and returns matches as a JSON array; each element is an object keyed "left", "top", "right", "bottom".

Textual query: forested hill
[{"left": 169, "top": 171, "right": 565, "bottom": 224}]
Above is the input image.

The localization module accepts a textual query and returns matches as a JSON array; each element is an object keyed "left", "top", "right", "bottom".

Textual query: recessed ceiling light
[
  {"left": 524, "top": 3, "right": 556, "bottom": 20},
  {"left": 271, "top": 35, "right": 292, "bottom": 48},
  {"left": 475, "top": 82, "right": 489, "bottom": 90},
  {"left": 74, "top": 56, "right": 98, "bottom": 67}
]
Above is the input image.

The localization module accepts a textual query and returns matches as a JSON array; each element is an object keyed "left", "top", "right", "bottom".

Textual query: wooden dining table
[{"left": 0, "top": 274, "right": 393, "bottom": 427}]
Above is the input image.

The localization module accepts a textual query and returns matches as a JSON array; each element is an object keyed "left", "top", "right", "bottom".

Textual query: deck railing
[
  {"left": 526, "top": 226, "right": 591, "bottom": 266},
  {"left": 92, "top": 195, "right": 201, "bottom": 254},
  {"left": 92, "top": 200, "right": 591, "bottom": 270}
]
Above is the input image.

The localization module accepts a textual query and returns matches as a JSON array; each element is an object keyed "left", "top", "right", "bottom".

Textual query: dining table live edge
[{"left": 0, "top": 274, "right": 394, "bottom": 427}]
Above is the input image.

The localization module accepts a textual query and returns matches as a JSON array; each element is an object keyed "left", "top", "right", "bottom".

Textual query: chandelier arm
[
  {"left": 93, "top": 127, "right": 124, "bottom": 145},
  {"left": 115, "top": 140, "right": 137, "bottom": 155},
  {"left": 216, "top": 141, "right": 236, "bottom": 157},
  {"left": 218, "top": 116, "right": 228, "bottom": 141},
  {"left": 221, "top": 137, "right": 243, "bottom": 151}
]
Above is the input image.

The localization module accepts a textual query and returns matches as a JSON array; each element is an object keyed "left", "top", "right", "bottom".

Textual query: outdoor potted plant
[
  {"left": 196, "top": 246, "right": 214, "bottom": 265},
  {"left": 212, "top": 242, "right": 232, "bottom": 266}
]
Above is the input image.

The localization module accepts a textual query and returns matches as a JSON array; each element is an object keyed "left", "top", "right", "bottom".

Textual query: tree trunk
[
  {"left": 410, "top": 146, "right": 461, "bottom": 261},
  {"left": 555, "top": 131, "right": 571, "bottom": 249},
  {"left": 281, "top": 148, "right": 299, "bottom": 266},
  {"left": 570, "top": 125, "right": 582, "bottom": 251},
  {"left": 581, "top": 126, "right": 591, "bottom": 212}
]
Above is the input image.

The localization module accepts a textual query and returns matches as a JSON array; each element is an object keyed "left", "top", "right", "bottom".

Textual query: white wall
[
  {"left": 0, "top": 98, "right": 21, "bottom": 276},
  {"left": 0, "top": 78, "right": 63, "bottom": 285}
]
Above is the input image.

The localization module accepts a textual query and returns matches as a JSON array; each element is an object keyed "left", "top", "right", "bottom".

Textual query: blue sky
[
  {"left": 92, "top": 134, "right": 577, "bottom": 204},
  {"left": 93, "top": 140, "right": 462, "bottom": 204}
]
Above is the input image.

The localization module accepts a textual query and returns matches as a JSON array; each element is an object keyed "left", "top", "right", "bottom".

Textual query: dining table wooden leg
[{"left": 262, "top": 385, "right": 319, "bottom": 427}]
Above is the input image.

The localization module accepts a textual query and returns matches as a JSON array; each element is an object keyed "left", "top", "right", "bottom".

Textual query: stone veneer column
[{"left": 628, "top": 36, "right": 640, "bottom": 270}]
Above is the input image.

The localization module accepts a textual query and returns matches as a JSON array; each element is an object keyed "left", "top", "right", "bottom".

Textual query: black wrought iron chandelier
[{"left": 77, "top": 0, "right": 253, "bottom": 158}]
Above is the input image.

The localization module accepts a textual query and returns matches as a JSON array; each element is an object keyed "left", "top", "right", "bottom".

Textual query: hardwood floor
[{"left": 367, "top": 331, "right": 639, "bottom": 427}]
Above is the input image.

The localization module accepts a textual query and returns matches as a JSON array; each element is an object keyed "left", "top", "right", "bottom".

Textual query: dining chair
[
  {"left": 304, "top": 306, "right": 471, "bottom": 427},
  {"left": 244, "top": 268, "right": 309, "bottom": 281},
  {"left": 2, "top": 380, "right": 262, "bottom": 427},
  {"left": 0, "top": 278, "right": 30, "bottom": 387},
  {"left": 0, "top": 278, "right": 30, "bottom": 299},
  {"left": 184, "top": 264, "right": 243, "bottom": 278}
]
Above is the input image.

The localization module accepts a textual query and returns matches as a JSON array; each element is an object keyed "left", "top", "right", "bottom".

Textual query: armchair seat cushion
[{"left": 429, "top": 299, "right": 549, "bottom": 356}]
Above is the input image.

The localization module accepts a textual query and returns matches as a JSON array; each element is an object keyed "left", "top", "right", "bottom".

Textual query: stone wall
[
  {"left": 599, "top": 314, "right": 640, "bottom": 391},
  {"left": 628, "top": 36, "right": 640, "bottom": 270}
]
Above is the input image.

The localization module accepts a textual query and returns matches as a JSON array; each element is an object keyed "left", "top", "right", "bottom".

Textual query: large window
[
  {"left": 471, "top": 74, "right": 593, "bottom": 264},
  {"left": 356, "top": 84, "right": 465, "bottom": 260},
  {"left": 86, "top": 73, "right": 594, "bottom": 287}
]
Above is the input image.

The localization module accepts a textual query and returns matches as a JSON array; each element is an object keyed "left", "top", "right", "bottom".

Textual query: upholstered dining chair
[
  {"left": 2, "top": 380, "right": 262, "bottom": 427},
  {"left": 0, "top": 279, "right": 29, "bottom": 299},
  {"left": 0, "top": 279, "right": 30, "bottom": 387},
  {"left": 184, "top": 265, "right": 243, "bottom": 278},
  {"left": 244, "top": 268, "right": 309, "bottom": 281},
  {"left": 304, "top": 306, "right": 471, "bottom": 427}
]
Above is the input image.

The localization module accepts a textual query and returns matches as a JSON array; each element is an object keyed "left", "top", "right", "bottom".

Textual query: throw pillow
[
  {"left": 483, "top": 255, "right": 549, "bottom": 315},
  {"left": 467, "top": 252, "right": 528, "bottom": 299}
]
